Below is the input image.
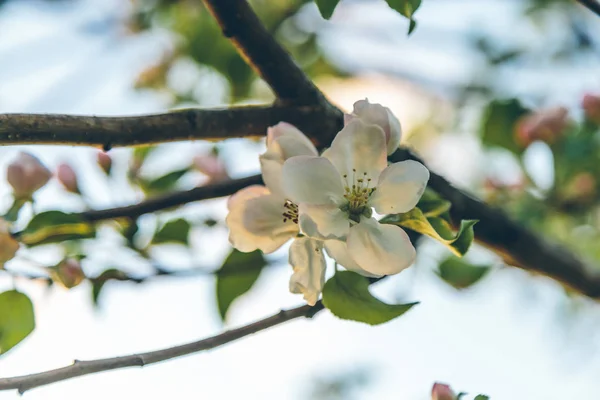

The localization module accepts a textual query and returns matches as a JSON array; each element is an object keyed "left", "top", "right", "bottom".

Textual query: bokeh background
[{"left": 1, "top": 0, "right": 600, "bottom": 399}]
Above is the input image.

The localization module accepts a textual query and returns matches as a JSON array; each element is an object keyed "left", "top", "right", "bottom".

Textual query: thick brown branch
[
  {"left": 0, "top": 302, "right": 324, "bottom": 394},
  {"left": 0, "top": 105, "right": 339, "bottom": 149},
  {"left": 202, "top": 0, "right": 329, "bottom": 106},
  {"left": 391, "top": 148, "right": 600, "bottom": 298},
  {"left": 577, "top": 0, "right": 600, "bottom": 16}
]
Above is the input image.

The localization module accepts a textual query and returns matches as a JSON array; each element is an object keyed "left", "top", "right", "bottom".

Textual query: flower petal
[
  {"left": 259, "top": 156, "right": 285, "bottom": 197},
  {"left": 298, "top": 203, "right": 349, "bottom": 240},
  {"left": 289, "top": 237, "right": 327, "bottom": 306},
  {"left": 323, "top": 119, "right": 387, "bottom": 181},
  {"left": 369, "top": 160, "right": 430, "bottom": 214},
  {"left": 227, "top": 185, "right": 269, "bottom": 210},
  {"left": 324, "top": 240, "right": 381, "bottom": 278},
  {"left": 244, "top": 194, "right": 299, "bottom": 237},
  {"left": 264, "top": 122, "right": 318, "bottom": 161},
  {"left": 347, "top": 217, "right": 415, "bottom": 276},
  {"left": 226, "top": 187, "right": 296, "bottom": 254},
  {"left": 351, "top": 99, "right": 402, "bottom": 155},
  {"left": 281, "top": 156, "right": 345, "bottom": 205}
]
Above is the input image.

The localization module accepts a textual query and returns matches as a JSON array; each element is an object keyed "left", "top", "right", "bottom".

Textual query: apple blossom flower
[
  {"left": 431, "top": 382, "right": 456, "bottom": 400},
  {"left": 0, "top": 219, "right": 19, "bottom": 264},
  {"left": 345, "top": 99, "right": 402, "bottom": 155},
  {"left": 7, "top": 152, "right": 52, "bottom": 199},
  {"left": 282, "top": 119, "right": 429, "bottom": 276},
  {"left": 226, "top": 122, "right": 325, "bottom": 305}
]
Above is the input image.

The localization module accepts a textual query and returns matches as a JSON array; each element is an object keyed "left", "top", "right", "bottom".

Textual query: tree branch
[
  {"left": 202, "top": 0, "right": 331, "bottom": 107},
  {"left": 0, "top": 302, "right": 324, "bottom": 394},
  {"left": 0, "top": 105, "right": 340, "bottom": 150},
  {"left": 577, "top": 0, "right": 600, "bottom": 17},
  {"left": 390, "top": 148, "right": 600, "bottom": 298},
  {"left": 79, "top": 175, "right": 263, "bottom": 222}
]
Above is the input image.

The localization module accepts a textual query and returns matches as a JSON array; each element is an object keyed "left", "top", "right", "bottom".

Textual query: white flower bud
[{"left": 346, "top": 99, "right": 402, "bottom": 155}]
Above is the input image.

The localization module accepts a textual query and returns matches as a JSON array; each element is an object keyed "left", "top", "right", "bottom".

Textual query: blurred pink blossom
[
  {"left": 193, "top": 154, "right": 229, "bottom": 182},
  {"left": 582, "top": 93, "right": 600, "bottom": 125},
  {"left": 7, "top": 152, "right": 52, "bottom": 199},
  {"left": 431, "top": 382, "right": 455, "bottom": 400},
  {"left": 57, "top": 163, "right": 80, "bottom": 194},
  {"left": 515, "top": 107, "right": 569, "bottom": 147}
]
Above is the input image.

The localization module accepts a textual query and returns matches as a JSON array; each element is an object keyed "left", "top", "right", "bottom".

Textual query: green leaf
[
  {"left": 152, "top": 218, "right": 191, "bottom": 245},
  {"left": 216, "top": 249, "right": 267, "bottom": 321},
  {"left": 91, "top": 269, "right": 129, "bottom": 306},
  {"left": 437, "top": 256, "right": 491, "bottom": 289},
  {"left": 417, "top": 189, "right": 452, "bottom": 217},
  {"left": 0, "top": 290, "right": 35, "bottom": 355},
  {"left": 480, "top": 99, "right": 529, "bottom": 153},
  {"left": 322, "top": 271, "right": 418, "bottom": 325},
  {"left": 315, "top": 0, "right": 339, "bottom": 19},
  {"left": 380, "top": 208, "right": 477, "bottom": 256},
  {"left": 384, "top": 0, "right": 421, "bottom": 34},
  {"left": 19, "top": 211, "right": 96, "bottom": 247},
  {"left": 474, "top": 396, "right": 490, "bottom": 400},
  {"left": 140, "top": 168, "right": 190, "bottom": 194}
]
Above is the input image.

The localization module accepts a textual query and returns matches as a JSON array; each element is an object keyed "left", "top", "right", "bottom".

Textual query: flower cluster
[{"left": 226, "top": 100, "right": 430, "bottom": 305}]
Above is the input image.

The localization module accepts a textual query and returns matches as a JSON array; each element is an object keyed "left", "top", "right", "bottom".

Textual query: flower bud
[
  {"left": 51, "top": 258, "right": 85, "bottom": 289},
  {"left": 97, "top": 151, "right": 112, "bottom": 175},
  {"left": 0, "top": 219, "right": 19, "bottom": 264},
  {"left": 57, "top": 163, "right": 80, "bottom": 194},
  {"left": 193, "top": 154, "right": 229, "bottom": 182},
  {"left": 582, "top": 93, "right": 600, "bottom": 125},
  {"left": 431, "top": 382, "right": 456, "bottom": 400},
  {"left": 264, "top": 122, "right": 318, "bottom": 160},
  {"left": 7, "top": 152, "right": 52, "bottom": 199},
  {"left": 514, "top": 107, "right": 569, "bottom": 147},
  {"left": 345, "top": 99, "right": 402, "bottom": 155},
  {"left": 563, "top": 172, "right": 597, "bottom": 204}
]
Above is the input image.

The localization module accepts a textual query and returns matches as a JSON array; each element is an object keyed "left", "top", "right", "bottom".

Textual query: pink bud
[
  {"left": 57, "top": 163, "right": 80, "bottom": 194},
  {"left": 0, "top": 219, "right": 19, "bottom": 264},
  {"left": 563, "top": 172, "right": 597, "bottom": 204},
  {"left": 346, "top": 99, "right": 402, "bottom": 155},
  {"left": 193, "top": 154, "right": 229, "bottom": 182},
  {"left": 514, "top": 107, "right": 569, "bottom": 147},
  {"left": 582, "top": 93, "right": 600, "bottom": 125},
  {"left": 97, "top": 151, "right": 112, "bottom": 175},
  {"left": 7, "top": 152, "right": 52, "bottom": 199},
  {"left": 52, "top": 258, "right": 85, "bottom": 289},
  {"left": 431, "top": 382, "right": 456, "bottom": 400}
]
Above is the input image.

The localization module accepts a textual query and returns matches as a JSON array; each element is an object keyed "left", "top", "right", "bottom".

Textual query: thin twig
[
  {"left": 0, "top": 105, "right": 339, "bottom": 150},
  {"left": 79, "top": 175, "right": 263, "bottom": 222},
  {"left": 0, "top": 302, "right": 324, "bottom": 394},
  {"left": 577, "top": 0, "right": 600, "bottom": 17}
]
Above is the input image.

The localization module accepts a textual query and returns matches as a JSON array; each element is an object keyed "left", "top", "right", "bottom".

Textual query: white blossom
[
  {"left": 226, "top": 122, "right": 326, "bottom": 305},
  {"left": 281, "top": 119, "right": 429, "bottom": 276},
  {"left": 345, "top": 99, "right": 402, "bottom": 155}
]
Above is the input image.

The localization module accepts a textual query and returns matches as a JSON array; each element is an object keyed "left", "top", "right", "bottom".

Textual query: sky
[{"left": 1, "top": 0, "right": 600, "bottom": 399}]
